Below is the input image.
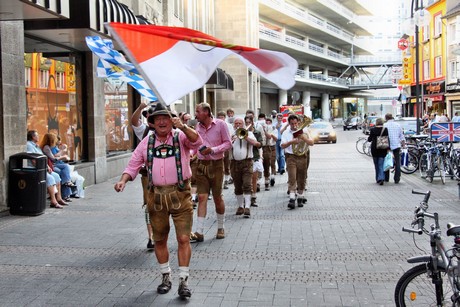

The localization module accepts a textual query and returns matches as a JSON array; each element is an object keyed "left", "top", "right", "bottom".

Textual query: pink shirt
[
  {"left": 195, "top": 118, "right": 232, "bottom": 160},
  {"left": 123, "top": 129, "right": 203, "bottom": 186}
]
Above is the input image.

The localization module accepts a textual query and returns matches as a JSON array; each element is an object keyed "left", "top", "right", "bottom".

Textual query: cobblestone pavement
[{"left": 0, "top": 129, "right": 459, "bottom": 307}]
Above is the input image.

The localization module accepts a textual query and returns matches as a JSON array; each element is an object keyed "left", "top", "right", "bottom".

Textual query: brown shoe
[
  {"left": 216, "top": 228, "right": 225, "bottom": 239},
  {"left": 192, "top": 232, "right": 204, "bottom": 242},
  {"left": 236, "top": 207, "right": 244, "bottom": 215},
  {"left": 243, "top": 208, "right": 250, "bottom": 218}
]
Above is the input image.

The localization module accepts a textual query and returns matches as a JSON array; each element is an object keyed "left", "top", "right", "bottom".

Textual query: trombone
[{"left": 235, "top": 124, "right": 252, "bottom": 140}]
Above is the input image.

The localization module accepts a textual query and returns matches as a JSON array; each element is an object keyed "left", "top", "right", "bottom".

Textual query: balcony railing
[{"left": 260, "top": 0, "right": 357, "bottom": 44}]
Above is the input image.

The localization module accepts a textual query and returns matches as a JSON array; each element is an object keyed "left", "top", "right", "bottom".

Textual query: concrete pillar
[
  {"left": 303, "top": 91, "right": 312, "bottom": 118},
  {"left": 279, "top": 89, "right": 288, "bottom": 106},
  {"left": 321, "top": 93, "right": 331, "bottom": 120},
  {"left": 85, "top": 52, "right": 107, "bottom": 183},
  {"left": 0, "top": 21, "right": 26, "bottom": 211}
]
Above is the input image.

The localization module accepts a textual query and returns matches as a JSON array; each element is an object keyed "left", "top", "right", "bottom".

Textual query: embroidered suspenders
[{"left": 147, "top": 131, "right": 184, "bottom": 189}]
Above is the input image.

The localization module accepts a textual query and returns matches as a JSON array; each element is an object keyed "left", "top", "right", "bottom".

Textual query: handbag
[
  {"left": 376, "top": 127, "right": 389, "bottom": 150},
  {"left": 384, "top": 151, "right": 394, "bottom": 171}
]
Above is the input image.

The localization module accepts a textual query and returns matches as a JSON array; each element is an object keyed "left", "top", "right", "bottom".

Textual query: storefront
[
  {"left": 406, "top": 80, "right": 446, "bottom": 117},
  {"left": 445, "top": 82, "right": 460, "bottom": 118}
]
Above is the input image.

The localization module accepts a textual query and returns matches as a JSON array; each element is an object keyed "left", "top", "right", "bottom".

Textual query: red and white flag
[{"left": 105, "top": 23, "right": 298, "bottom": 105}]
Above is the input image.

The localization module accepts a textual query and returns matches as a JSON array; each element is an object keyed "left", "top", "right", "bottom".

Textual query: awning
[
  {"left": 0, "top": 0, "right": 70, "bottom": 21},
  {"left": 206, "top": 68, "right": 234, "bottom": 91},
  {"left": 94, "top": 0, "right": 140, "bottom": 34}
]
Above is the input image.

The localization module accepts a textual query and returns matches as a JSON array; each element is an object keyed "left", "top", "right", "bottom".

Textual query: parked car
[
  {"left": 343, "top": 116, "right": 362, "bottom": 131},
  {"left": 309, "top": 122, "right": 337, "bottom": 143},
  {"left": 362, "top": 116, "right": 378, "bottom": 135}
]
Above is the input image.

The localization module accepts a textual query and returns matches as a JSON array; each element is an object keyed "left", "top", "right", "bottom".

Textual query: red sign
[
  {"left": 279, "top": 105, "right": 304, "bottom": 122},
  {"left": 398, "top": 39, "right": 409, "bottom": 51}
]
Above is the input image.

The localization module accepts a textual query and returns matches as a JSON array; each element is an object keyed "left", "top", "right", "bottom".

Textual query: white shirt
[
  {"left": 281, "top": 127, "right": 310, "bottom": 154},
  {"left": 230, "top": 132, "right": 256, "bottom": 160}
]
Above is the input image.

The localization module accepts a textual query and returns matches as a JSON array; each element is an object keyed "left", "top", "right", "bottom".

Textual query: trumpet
[{"left": 235, "top": 124, "right": 252, "bottom": 140}]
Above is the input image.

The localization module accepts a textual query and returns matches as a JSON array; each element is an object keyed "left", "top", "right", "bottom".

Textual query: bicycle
[{"left": 394, "top": 190, "right": 460, "bottom": 306}]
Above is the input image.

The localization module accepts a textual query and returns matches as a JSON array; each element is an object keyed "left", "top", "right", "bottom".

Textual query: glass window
[
  {"left": 434, "top": 56, "right": 442, "bottom": 78},
  {"left": 25, "top": 53, "right": 84, "bottom": 162},
  {"left": 423, "top": 60, "right": 430, "bottom": 80},
  {"left": 422, "top": 25, "right": 429, "bottom": 42},
  {"left": 104, "top": 79, "right": 133, "bottom": 155},
  {"left": 434, "top": 14, "right": 442, "bottom": 37}
]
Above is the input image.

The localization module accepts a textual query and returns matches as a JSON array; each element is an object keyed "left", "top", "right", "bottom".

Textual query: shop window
[
  {"left": 104, "top": 79, "right": 133, "bottom": 155},
  {"left": 25, "top": 53, "right": 84, "bottom": 163}
]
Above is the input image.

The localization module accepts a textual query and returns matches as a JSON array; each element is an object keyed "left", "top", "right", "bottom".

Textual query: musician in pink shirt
[
  {"left": 191, "top": 102, "right": 232, "bottom": 242},
  {"left": 114, "top": 103, "right": 202, "bottom": 299}
]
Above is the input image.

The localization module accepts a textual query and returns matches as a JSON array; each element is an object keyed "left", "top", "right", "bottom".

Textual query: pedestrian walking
[
  {"left": 114, "top": 103, "right": 203, "bottom": 299},
  {"left": 384, "top": 113, "right": 405, "bottom": 184},
  {"left": 368, "top": 117, "right": 388, "bottom": 185}
]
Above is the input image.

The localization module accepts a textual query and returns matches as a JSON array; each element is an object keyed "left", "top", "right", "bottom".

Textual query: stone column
[
  {"left": 303, "top": 91, "right": 312, "bottom": 118},
  {"left": 279, "top": 89, "right": 288, "bottom": 106},
  {"left": 85, "top": 52, "right": 107, "bottom": 183},
  {"left": 321, "top": 93, "right": 331, "bottom": 121},
  {"left": 0, "top": 21, "right": 26, "bottom": 211}
]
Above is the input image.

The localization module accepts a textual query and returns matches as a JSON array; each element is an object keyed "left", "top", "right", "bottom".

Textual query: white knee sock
[
  {"left": 244, "top": 194, "right": 251, "bottom": 208},
  {"left": 236, "top": 194, "right": 244, "bottom": 208},
  {"left": 178, "top": 266, "right": 189, "bottom": 280},
  {"left": 159, "top": 262, "right": 171, "bottom": 275},
  {"left": 289, "top": 192, "right": 296, "bottom": 200},
  {"left": 196, "top": 217, "right": 205, "bottom": 234},
  {"left": 217, "top": 213, "right": 225, "bottom": 229}
]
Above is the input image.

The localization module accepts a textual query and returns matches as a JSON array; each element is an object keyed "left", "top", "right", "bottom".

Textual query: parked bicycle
[{"left": 394, "top": 190, "right": 460, "bottom": 306}]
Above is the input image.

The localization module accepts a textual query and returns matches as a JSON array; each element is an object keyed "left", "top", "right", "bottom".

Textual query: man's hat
[{"left": 142, "top": 103, "right": 176, "bottom": 124}]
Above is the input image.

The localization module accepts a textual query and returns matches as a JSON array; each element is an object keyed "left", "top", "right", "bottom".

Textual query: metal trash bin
[{"left": 8, "top": 152, "right": 47, "bottom": 216}]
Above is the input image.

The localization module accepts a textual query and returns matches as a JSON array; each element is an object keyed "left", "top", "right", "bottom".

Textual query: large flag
[
  {"left": 86, "top": 36, "right": 157, "bottom": 102},
  {"left": 105, "top": 23, "right": 298, "bottom": 105}
]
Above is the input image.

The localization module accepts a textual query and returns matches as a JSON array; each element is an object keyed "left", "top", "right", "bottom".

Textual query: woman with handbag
[{"left": 367, "top": 118, "right": 389, "bottom": 185}]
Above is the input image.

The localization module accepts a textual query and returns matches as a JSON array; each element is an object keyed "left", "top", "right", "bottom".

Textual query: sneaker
[
  {"left": 178, "top": 277, "right": 192, "bottom": 298},
  {"left": 192, "top": 232, "right": 204, "bottom": 242},
  {"left": 147, "top": 239, "right": 154, "bottom": 250},
  {"left": 216, "top": 228, "right": 225, "bottom": 239},
  {"left": 227, "top": 178, "right": 233, "bottom": 184},
  {"left": 157, "top": 273, "right": 172, "bottom": 294},
  {"left": 280, "top": 170, "right": 285, "bottom": 175},
  {"left": 223, "top": 180, "right": 229, "bottom": 189},
  {"left": 265, "top": 184, "right": 270, "bottom": 191},
  {"left": 236, "top": 207, "right": 244, "bottom": 215},
  {"left": 250, "top": 197, "right": 258, "bottom": 207},
  {"left": 288, "top": 199, "right": 295, "bottom": 209},
  {"left": 302, "top": 198, "right": 307, "bottom": 204},
  {"left": 244, "top": 208, "right": 250, "bottom": 218},
  {"left": 208, "top": 195, "right": 212, "bottom": 200},
  {"left": 270, "top": 178, "right": 275, "bottom": 186},
  {"left": 297, "top": 198, "right": 304, "bottom": 208}
]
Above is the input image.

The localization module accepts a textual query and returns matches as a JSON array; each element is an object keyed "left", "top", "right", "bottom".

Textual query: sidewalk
[{"left": 0, "top": 129, "right": 459, "bottom": 306}]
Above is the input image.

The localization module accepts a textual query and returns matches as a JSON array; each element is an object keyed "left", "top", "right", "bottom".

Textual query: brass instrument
[
  {"left": 292, "top": 115, "right": 312, "bottom": 156},
  {"left": 235, "top": 124, "right": 252, "bottom": 140}
]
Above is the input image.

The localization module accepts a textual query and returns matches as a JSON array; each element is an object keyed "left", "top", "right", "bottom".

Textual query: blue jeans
[
  {"left": 275, "top": 140, "right": 285, "bottom": 172},
  {"left": 373, "top": 156, "right": 385, "bottom": 182},
  {"left": 53, "top": 162, "right": 72, "bottom": 197}
]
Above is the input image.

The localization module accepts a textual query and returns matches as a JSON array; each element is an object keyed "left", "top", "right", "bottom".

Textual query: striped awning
[{"left": 93, "top": 0, "right": 139, "bottom": 34}]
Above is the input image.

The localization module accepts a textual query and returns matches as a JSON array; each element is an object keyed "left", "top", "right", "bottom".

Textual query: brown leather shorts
[{"left": 147, "top": 180, "right": 193, "bottom": 241}]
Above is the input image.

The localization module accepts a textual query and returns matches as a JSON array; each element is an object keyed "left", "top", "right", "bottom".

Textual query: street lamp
[{"left": 409, "top": 0, "right": 430, "bottom": 134}]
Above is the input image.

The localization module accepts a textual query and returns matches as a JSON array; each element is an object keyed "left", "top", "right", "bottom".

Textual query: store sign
[
  {"left": 398, "top": 56, "right": 412, "bottom": 85},
  {"left": 423, "top": 81, "right": 445, "bottom": 95},
  {"left": 446, "top": 82, "right": 460, "bottom": 92}
]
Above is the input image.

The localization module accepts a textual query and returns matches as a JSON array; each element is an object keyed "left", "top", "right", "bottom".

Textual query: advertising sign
[
  {"left": 279, "top": 105, "right": 304, "bottom": 122},
  {"left": 430, "top": 122, "right": 460, "bottom": 142}
]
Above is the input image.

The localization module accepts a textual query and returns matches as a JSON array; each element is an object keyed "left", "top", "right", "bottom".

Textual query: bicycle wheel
[
  {"left": 394, "top": 264, "right": 454, "bottom": 307},
  {"left": 363, "top": 141, "right": 372, "bottom": 157},
  {"left": 419, "top": 153, "right": 428, "bottom": 179},
  {"left": 438, "top": 157, "right": 445, "bottom": 184},
  {"left": 401, "top": 151, "right": 419, "bottom": 174},
  {"left": 356, "top": 138, "right": 366, "bottom": 154}
]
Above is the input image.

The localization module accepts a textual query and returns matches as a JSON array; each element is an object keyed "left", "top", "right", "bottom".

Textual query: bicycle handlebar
[{"left": 402, "top": 227, "right": 423, "bottom": 235}]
